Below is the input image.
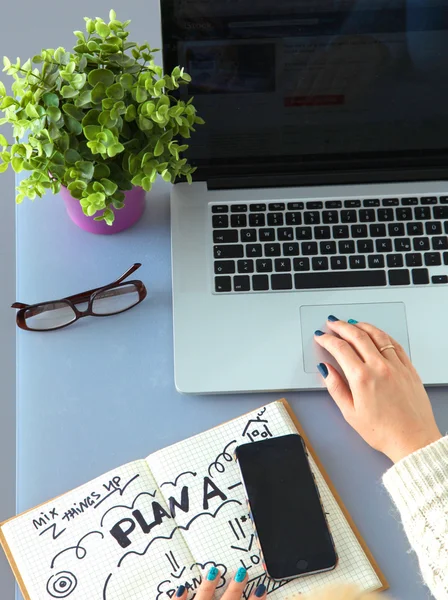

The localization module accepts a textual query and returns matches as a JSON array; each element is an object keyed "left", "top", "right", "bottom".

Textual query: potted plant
[{"left": 0, "top": 10, "right": 203, "bottom": 234}]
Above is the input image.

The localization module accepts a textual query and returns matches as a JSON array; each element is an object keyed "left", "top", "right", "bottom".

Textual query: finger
[
  {"left": 222, "top": 568, "right": 248, "bottom": 600},
  {"left": 317, "top": 362, "right": 354, "bottom": 419},
  {"left": 326, "top": 317, "right": 383, "bottom": 363},
  {"left": 195, "top": 567, "right": 220, "bottom": 600},
  {"left": 349, "top": 321, "right": 401, "bottom": 365},
  {"left": 314, "top": 329, "right": 364, "bottom": 374},
  {"left": 249, "top": 583, "right": 267, "bottom": 599},
  {"left": 388, "top": 334, "right": 414, "bottom": 370},
  {"left": 175, "top": 585, "right": 188, "bottom": 599}
]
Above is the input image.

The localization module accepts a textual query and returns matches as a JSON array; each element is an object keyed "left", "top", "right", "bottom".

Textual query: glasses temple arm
[{"left": 62, "top": 264, "right": 143, "bottom": 304}]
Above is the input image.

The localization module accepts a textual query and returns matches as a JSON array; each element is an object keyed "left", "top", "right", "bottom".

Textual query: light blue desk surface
[{"left": 16, "top": 181, "right": 448, "bottom": 599}]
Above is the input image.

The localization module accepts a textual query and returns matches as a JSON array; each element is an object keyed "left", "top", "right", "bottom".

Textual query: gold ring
[{"left": 379, "top": 344, "right": 395, "bottom": 353}]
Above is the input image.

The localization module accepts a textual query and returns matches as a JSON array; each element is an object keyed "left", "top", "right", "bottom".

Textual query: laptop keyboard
[{"left": 211, "top": 197, "right": 448, "bottom": 293}]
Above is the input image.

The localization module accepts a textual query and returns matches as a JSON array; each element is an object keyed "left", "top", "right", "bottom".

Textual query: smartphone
[{"left": 235, "top": 433, "right": 337, "bottom": 581}]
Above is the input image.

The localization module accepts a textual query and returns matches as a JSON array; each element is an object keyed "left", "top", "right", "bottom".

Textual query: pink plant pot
[{"left": 60, "top": 186, "right": 146, "bottom": 234}]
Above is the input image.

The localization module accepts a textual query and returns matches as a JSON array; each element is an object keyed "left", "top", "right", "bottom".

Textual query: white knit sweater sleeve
[{"left": 382, "top": 436, "right": 448, "bottom": 600}]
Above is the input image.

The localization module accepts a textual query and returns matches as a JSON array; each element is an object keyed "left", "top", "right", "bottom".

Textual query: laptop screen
[{"left": 161, "top": 1, "right": 448, "bottom": 178}]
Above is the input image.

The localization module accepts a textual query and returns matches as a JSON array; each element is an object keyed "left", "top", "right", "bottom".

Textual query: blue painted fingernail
[
  {"left": 317, "top": 363, "right": 329, "bottom": 378},
  {"left": 314, "top": 330, "right": 325, "bottom": 336},
  {"left": 348, "top": 319, "right": 358, "bottom": 324},
  {"left": 255, "top": 584, "right": 267, "bottom": 597},
  {"left": 328, "top": 315, "right": 339, "bottom": 322},
  {"left": 207, "top": 567, "right": 219, "bottom": 581},
  {"left": 235, "top": 567, "right": 247, "bottom": 582},
  {"left": 176, "top": 586, "right": 186, "bottom": 597}
]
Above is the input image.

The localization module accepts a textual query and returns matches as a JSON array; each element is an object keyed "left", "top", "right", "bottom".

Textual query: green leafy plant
[{"left": 0, "top": 10, "right": 203, "bottom": 224}]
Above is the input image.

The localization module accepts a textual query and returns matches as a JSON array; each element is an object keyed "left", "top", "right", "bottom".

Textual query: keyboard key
[
  {"left": 415, "top": 207, "right": 430, "bottom": 220},
  {"left": 215, "top": 276, "right": 231, "bottom": 292},
  {"left": 445, "top": 251, "right": 448, "bottom": 265},
  {"left": 304, "top": 211, "right": 320, "bottom": 225},
  {"left": 349, "top": 255, "right": 366, "bottom": 269},
  {"left": 369, "top": 255, "right": 385, "bottom": 268},
  {"left": 214, "top": 230, "right": 238, "bottom": 243},
  {"left": 360, "top": 209, "right": 375, "bottom": 222},
  {"left": 432, "top": 275, "right": 448, "bottom": 284},
  {"left": 434, "top": 206, "right": 448, "bottom": 219},
  {"left": 231, "top": 214, "right": 247, "bottom": 228},
  {"left": 214, "top": 261, "right": 235, "bottom": 275},
  {"left": 250, "top": 203, "right": 267, "bottom": 212},
  {"left": 339, "top": 240, "right": 356, "bottom": 254},
  {"left": 364, "top": 199, "right": 380, "bottom": 207},
  {"left": 315, "top": 226, "right": 331, "bottom": 239},
  {"left": 287, "top": 202, "right": 304, "bottom": 210},
  {"left": 246, "top": 244, "right": 262, "bottom": 257},
  {"left": 341, "top": 210, "right": 357, "bottom": 223},
  {"left": 331, "top": 256, "right": 347, "bottom": 270},
  {"left": 413, "top": 237, "right": 430, "bottom": 251},
  {"left": 333, "top": 225, "right": 350, "bottom": 238},
  {"left": 271, "top": 274, "right": 293, "bottom": 290},
  {"left": 294, "top": 257, "right": 310, "bottom": 271},
  {"left": 344, "top": 200, "right": 361, "bottom": 208},
  {"left": 433, "top": 236, "right": 448, "bottom": 250},
  {"left": 283, "top": 242, "right": 300, "bottom": 256},
  {"left": 267, "top": 213, "right": 284, "bottom": 226},
  {"left": 412, "top": 269, "right": 430, "bottom": 285},
  {"left": 402, "top": 197, "right": 418, "bottom": 206},
  {"left": 351, "top": 225, "right": 368, "bottom": 238},
  {"left": 234, "top": 275, "right": 250, "bottom": 291},
  {"left": 312, "top": 257, "right": 329, "bottom": 270},
  {"left": 286, "top": 212, "right": 302, "bottom": 225},
  {"left": 265, "top": 243, "right": 281, "bottom": 256},
  {"left": 388, "top": 223, "right": 405, "bottom": 236},
  {"left": 378, "top": 208, "right": 394, "bottom": 221},
  {"left": 396, "top": 208, "right": 412, "bottom": 221},
  {"left": 249, "top": 213, "right": 266, "bottom": 227},
  {"left": 421, "top": 197, "right": 437, "bottom": 205},
  {"left": 213, "top": 214, "right": 229, "bottom": 228},
  {"left": 383, "top": 198, "right": 399, "bottom": 206},
  {"left": 370, "top": 224, "right": 387, "bottom": 237},
  {"left": 241, "top": 229, "right": 257, "bottom": 242},
  {"left": 275, "top": 258, "right": 291, "bottom": 272},
  {"left": 326, "top": 201, "right": 342, "bottom": 208},
  {"left": 426, "top": 221, "right": 442, "bottom": 235},
  {"left": 441, "top": 197, "right": 448, "bottom": 204},
  {"left": 214, "top": 245, "right": 244, "bottom": 259},
  {"left": 295, "top": 270, "right": 386, "bottom": 290},
  {"left": 231, "top": 204, "right": 247, "bottom": 213},
  {"left": 387, "top": 254, "right": 404, "bottom": 268},
  {"left": 307, "top": 201, "right": 323, "bottom": 209},
  {"left": 376, "top": 239, "right": 392, "bottom": 252},
  {"left": 405, "top": 253, "right": 422, "bottom": 267},
  {"left": 237, "top": 260, "right": 254, "bottom": 273},
  {"left": 424, "top": 252, "right": 442, "bottom": 266},
  {"left": 320, "top": 241, "right": 337, "bottom": 255},
  {"left": 256, "top": 259, "right": 273, "bottom": 273},
  {"left": 278, "top": 227, "right": 294, "bottom": 241},
  {"left": 394, "top": 238, "right": 411, "bottom": 252},
  {"left": 269, "top": 203, "right": 285, "bottom": 211},
  {"left": 357, "top": 239, "right": 374, "bottom": 253},
  {"left": 323, "top": 211, "right": 339, "bottom": 224},
  {"left": 296, "top": 227, "right": 312, "bottom": 240},
  {"left": 445, "top": 222, "right": 448, "bottom": 234},
  {"left": 212, "top": 205, "right": 228, "bottom": 213},
  {"left": 389, "top": 269, "right": 410, "bottom": 285},
  {"left": 253, "top": 275, "right": 269, "bottom": 291},
  {"left": 302, "top": 242, "right": 318, "bottom": 255},
  {"left": 407, "top": 222, "right": 424, "bottom": 236},
  {"left": 260, "top": 228, "right": 275, "bottom": 241}
]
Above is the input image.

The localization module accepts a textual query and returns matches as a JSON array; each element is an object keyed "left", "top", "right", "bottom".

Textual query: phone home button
[{"left": 296, "top": 559, "right": 308, "bottom": 572}]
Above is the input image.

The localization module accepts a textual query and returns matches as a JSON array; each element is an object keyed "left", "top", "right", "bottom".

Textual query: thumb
[{"left": 318, "top": 363, "right": 354, "bottom": 419}]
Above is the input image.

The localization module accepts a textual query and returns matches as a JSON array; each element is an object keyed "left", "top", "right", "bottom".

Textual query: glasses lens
[
  {"left": 24, "top": 301, "right": 76, "bottom": 330},
  {"left": 92, "top": 283, "right": 140, "bottom": 316}
]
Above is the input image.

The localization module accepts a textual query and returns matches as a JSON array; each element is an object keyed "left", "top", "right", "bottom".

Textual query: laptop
[{"left": 161, "top": 0, "right": 448, "bottom": 394}]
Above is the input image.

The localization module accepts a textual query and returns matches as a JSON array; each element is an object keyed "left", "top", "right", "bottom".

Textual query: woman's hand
[
  {"left": 175, "top": 567, "right": 266, "bottom": 600},
  {"left": 314, "top": 317, "right": 442, "bottom": 463}
]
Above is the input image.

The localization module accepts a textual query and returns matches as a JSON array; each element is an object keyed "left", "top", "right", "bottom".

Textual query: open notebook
[{"left": 0, "top": 400, "right": 387, "bottom": 600}]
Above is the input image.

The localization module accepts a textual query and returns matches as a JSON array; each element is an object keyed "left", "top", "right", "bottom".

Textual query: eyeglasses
[{"left": 12, "top": 263, "right": 147, "bottom": 331}]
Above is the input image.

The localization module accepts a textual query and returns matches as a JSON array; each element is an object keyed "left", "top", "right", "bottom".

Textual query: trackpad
[{"left": 300, "top": 302, "right": 410, "bottom": 374}]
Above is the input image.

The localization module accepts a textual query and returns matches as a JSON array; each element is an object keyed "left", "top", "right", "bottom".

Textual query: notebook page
[
  {"left": 0, "top": 460, "right": 196, "bottom": 600},
  {"left": 146, "top": 402, "right": 382, "bottom": 599}
]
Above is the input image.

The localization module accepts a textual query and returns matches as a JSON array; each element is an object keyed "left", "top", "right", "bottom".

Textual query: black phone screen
[{"left": 235, "top": 434, "right": 337, "bottom": 580}]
